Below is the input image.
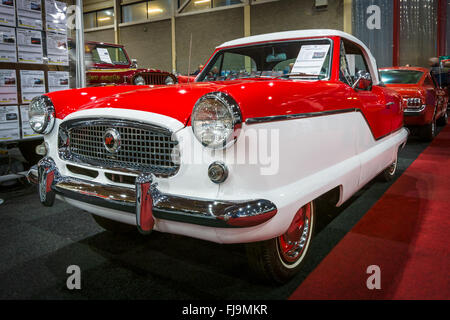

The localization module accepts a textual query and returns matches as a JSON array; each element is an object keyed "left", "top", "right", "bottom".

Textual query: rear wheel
[
  {"left": 419, "top": 118, "right": 436, "bottom": 142},
  {"left": 91, "top": 214, "right": 135, "bottom": 234},
  {"left": 246, "top": 201, "right": 315, "bottom": 284},
  {"left": 378, "top": 149, "right": 398, "bottom": 182}
]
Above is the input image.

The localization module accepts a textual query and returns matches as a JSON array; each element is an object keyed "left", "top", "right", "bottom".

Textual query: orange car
[{"left": 380, "top": 67, "right": 448, "bottom": 141}]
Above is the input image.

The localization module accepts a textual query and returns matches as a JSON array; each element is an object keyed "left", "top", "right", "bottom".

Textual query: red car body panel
[
  {"left": 380, "top": 67, "right": 448, "bottom": 126},
  {"left": 48, "top": 36, "right": 403, "bottom": 141}
]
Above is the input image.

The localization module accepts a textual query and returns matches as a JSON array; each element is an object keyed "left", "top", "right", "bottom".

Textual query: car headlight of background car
[
  {"left": 165, "top": 75, "right": 175, "bottom": 85},
  {"left": 191, "top": 92, "right": 242, "bottom": 149},
  {"left": 28, "top": 95, "right": 55, "bottom": 134},
  {"left": 133, "top": 75, "right": 145, "bottom": 85}
]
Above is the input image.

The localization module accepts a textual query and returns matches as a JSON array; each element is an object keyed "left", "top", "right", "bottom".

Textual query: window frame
[{"left": 196, "top": 37, "right": 334, "bottom": 82}]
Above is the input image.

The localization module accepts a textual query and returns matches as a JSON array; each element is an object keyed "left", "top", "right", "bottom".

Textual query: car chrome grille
[{"left": 59, "top": 119, "right": 179, "bottom": 177}]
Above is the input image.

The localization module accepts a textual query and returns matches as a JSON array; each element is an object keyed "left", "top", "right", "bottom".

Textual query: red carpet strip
[{"left": 289, "top": 125, "right": 450, "bottom": 300}]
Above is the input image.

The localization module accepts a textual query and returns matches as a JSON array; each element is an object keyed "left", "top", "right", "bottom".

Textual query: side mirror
[
  {"left": 352, "top": 70, "right": 372, "bottom": 90},
  {"left": 131, "top": 59, "right": 138, "bottom": 68}
]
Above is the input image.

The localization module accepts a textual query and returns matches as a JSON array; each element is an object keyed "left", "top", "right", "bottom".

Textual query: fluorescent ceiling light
[
  {"left": 97, "top": 17, "right": 111, "bottom": 21},
  {"left": 148, "top": 8, "right": 163, "bottom": 14},
  {"left": 194, "top": 0, "right": 210, "bottom": 4}
]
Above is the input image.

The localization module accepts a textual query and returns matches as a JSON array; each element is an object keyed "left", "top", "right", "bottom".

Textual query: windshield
[
  {"left": 197, "top": 39, "right": 332, "bottom": 82},
  {"left": 86, "top": 44, "right": 130, "bottom": 66},
  {"left": 380, "top": 70, "right": 423, "bottom": 84}
]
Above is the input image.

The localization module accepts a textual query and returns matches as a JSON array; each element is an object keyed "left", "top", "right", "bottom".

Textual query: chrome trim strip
[
  {"left": 28, "top": 158, "right": 278, "bottom": 229},
  {"left": 245, "top": 108, "right": 357, "bottom": 124},
  {"left": 404, "top": 105, "right": 426, "bottom": 115}
]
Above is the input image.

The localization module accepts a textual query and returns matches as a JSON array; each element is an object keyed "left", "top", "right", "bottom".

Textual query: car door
[
  {"left": 428, "top": 73, "right": 445, "bottom": 118},
  {"left": 339, "top": 39, "right": 393, "bottom": 140}
]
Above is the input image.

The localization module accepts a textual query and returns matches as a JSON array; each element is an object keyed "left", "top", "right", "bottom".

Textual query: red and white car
[
  {"left": 380, "top": 67, "right": 448, "bottom": 141},
  {"left": 27, "top": 30, "right": 408, "bottom": 283}
]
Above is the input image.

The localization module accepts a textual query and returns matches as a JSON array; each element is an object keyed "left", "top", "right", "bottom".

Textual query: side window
[
  {"left": 221, "top": 53, "right": 256, "bottom": 79},
  {"left": 205, "top": 53, "right": 256, "bottom": 81},
  {"left": 339, "top": 40, "right": 371, "bottom": 88},
  {"left": 339, "top": 41, "right": 352, "bottom": 86}
]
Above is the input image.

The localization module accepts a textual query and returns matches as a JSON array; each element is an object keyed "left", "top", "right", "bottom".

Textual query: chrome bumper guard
[{"left": 27, "top": 158, "right": 277, "bottom": 232}]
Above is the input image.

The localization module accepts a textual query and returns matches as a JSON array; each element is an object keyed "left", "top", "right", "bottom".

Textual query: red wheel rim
[{"left": 277, "top": 203, "right": 312, "bottom": 264}]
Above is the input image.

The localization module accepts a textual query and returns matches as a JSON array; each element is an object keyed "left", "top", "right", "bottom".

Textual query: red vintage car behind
[
  {"left": 69, "top": 40, "right": 177, "bottom": 86},
  {"left": 380, "top": 67, "right": 448, "bottom": 141}
]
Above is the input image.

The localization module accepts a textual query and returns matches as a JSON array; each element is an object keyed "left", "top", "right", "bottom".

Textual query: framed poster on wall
[
  {"left": 45, "top": 0, "right": 67, "bottom": 34},
  {"left": 0, "top": 25, "right": 17, "bottom": 62},
  {"left": 19, "top": 104, "right": 41, "bottom": 139},
  {"left": 17, "top": 0, "right": 43, "bottom": 30},
  {"left": 0, "top": 0, "right": 16, "bottom": 27},
  {"left": 17, "top": 27, "right": 43, "bottom": 64},
  {"left": 48, "top": 70, "right": 69, "bottom": 91},
  {"left": 20, "top": 69, "right": 45, "bottom": 103},
  {"left": 46, "top": 31, "right": 68, "bottom": 65},
  {"left": 0, "top": 105, "right": 20, "bottom": 141},
  {"left": 0, "top": 69, "right": 18, "bottom": 104}
]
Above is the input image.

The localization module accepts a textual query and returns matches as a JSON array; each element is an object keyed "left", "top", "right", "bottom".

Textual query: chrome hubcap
[
  {"left": 388, "top": 159, "right": 397, "bottom": 175},
  {"left": 278, "top": 203, "right": 312, "bottom": 264}
]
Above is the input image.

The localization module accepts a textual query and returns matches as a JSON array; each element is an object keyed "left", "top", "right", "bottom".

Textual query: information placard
[
  {"left": 0, "top": 0, "right": 16, "bottom": 27},
  {"left": 0, "top": 105, "right": 20, "bottom": 141},
  {"left": 45, "top": 0, "right": 67, "bottom": 34},
  {"left": 291, "top": 44, "right": 330, "bottom": 76},
  {"left": 17, "top": 0, "right": 43, "bottom": 30},
  {"left": 0, "top": 69, "right": 18, "bottom": 104},
  {"left": 47, "top": 31, "right": 68, "bottom": 65},
  {"left": 20, "top": 70, "right": 45, "bottom": 103},
  {"left": 17, "top": 28, "right": 43, "bottom": 64},
  {"left": 0, "top": 25, "right": 16, "bottom": 62}
]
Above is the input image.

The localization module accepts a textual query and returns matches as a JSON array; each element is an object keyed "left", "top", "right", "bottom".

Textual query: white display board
[
  {"left": 20, "top": 70, "right": 45, "bottom": 103},
  {"left": 0, "top": 0, "right": 16, "bottom": 27},
  {"left": 45, "top": 0, "right": 66, "bottom": 34},
  {"left": 17, "top": 27, "right": 43, "bottom": 63},
  {"left": 0, "top": 69, "right": 18, "bottom": 104},
  {"left": 0, "top": 25, "right": 16, "bottom": 62},
  {"left": 17, "top": 0, "right": 43, "bottom": 30},
  {"left": 48, "top": 70, "right": 68, "bottom": 92},
  {"left": 291, "top": 44, "right": 330, "bottom": 76},
  {"left": 46, "top": 31, "right": 68, "bottom": 65},
  {"left": 0, "top": 105, "right": 20, "bottom": 141},
  {"left": 20, "top": 104, "right": 41, "bottom": 139}
]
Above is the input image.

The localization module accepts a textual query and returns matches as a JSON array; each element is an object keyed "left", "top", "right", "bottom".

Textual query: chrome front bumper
[{"left": 27, "top": 157, "right": 277, "bottom": 232}]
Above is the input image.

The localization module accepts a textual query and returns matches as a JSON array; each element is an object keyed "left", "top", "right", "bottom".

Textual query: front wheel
[
  {"left": 246, "top": 201, "right": 315, "bottom": 284},
  {"left": 420, "top": 118, "right": 436, "bottom": 142}
]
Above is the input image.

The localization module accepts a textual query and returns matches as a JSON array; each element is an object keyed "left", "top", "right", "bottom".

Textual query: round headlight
[
  {"left": 134, "top": 75, "right": 145, "bottom": 85},
  {"left": 192, "top": 92, "right": 242, "bottom": 149},
  {"left": 28, "top": 95, "right": 55, "bottom": 134},
  {"left": 165, "top": 75, "right": 175, "bottom": 85}
]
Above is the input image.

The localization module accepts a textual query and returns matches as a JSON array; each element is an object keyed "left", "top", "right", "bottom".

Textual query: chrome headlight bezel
[
  {"left": 165, "top": 75, "right": 175, "bottom": 85},
  {"left": 28, "top": 95, "right": 55, "bottom": 134},
  {"left": 191, "top": 92, "right": 242, "bottom": 149},
  {"left": 133, "top": 75, "right": 145, "bottom": 85}
]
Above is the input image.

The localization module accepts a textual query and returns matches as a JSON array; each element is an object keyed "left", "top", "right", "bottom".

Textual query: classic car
[
  {"left": 27, "top": 29, "right": 408, "bottom": 283},
  {"left": 380, "top": 67, "right": 448, "bottom": 141},
  {"left": 69, "top": 40, "right": 177, "bottom": 86}
]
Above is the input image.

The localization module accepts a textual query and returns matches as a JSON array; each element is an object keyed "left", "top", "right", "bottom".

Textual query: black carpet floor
[{"left": 0, "top": 129, "right": 440, "bottom": 299}]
